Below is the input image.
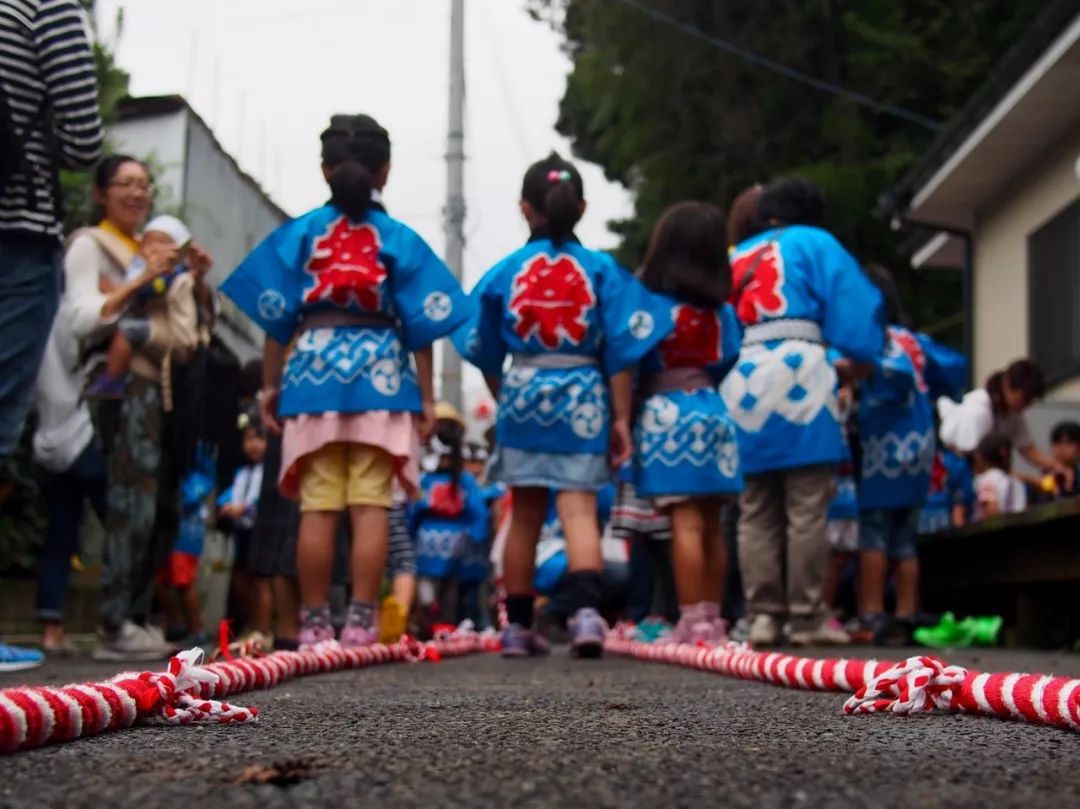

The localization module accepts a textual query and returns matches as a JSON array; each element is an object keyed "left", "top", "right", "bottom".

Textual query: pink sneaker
[
  {"left": 339, "top": 624, "right": 378, "bottom": 649},
  {"left": 664, "top": 616, "right": 715, "bottom": 645},
  {"left": 298, "top": 623, "right": 335, "bottom": 649},
  {"left": 711, "top": 618, "right": 730, "bottom": 645}
]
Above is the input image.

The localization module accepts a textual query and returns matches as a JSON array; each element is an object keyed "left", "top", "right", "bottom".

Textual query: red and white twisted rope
[
  {"left": 0, "top": 629, "right": 490, "bottom": 755},
  {"left": 605, "top": 628, "right": 1080, "bottom": 733}
]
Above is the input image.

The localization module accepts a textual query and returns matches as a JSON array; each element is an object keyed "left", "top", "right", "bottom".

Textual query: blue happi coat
[
  {"left": 408, "top": 470, "right": 488, "bottom": 579},
  {"left": 635, "top": 303, "right": 743, "bottom": 498},
  {"left": 220, "top": 204, "right": 472, "bottom": 418},
  {"left": 827, "top": 430, "right": 858, "bottom": 522},
  {"left": 453, "top": 237, "right": 675, "bottom": 456},
  {"left": 858, "top": 327, "right": 968, "bottom": 510},
  {"left": 919, "top": 449, "right": 974, "bottom": 534},
  {"left": 720, "top": 226, "right": 885, "bottom": 475}
]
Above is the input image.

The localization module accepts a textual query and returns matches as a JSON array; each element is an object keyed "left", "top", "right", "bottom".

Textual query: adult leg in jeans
[
  {"left": 737, "top": 472, "right": 787, "bottom": 621},
  {"left": 132, "top": 427, "right": 178, "bottom": 626},
  {"left": 0, "top": 239, "right": 60, "bottom": 463},
  {"left": 784, "top": 464, "right": 834, "bottom": 633},
  {"left": 36, "top": 443, "right": 107, "bottom": 645},
  {"left": 100, "top": 377, "right": 163, "bottom": 634}
]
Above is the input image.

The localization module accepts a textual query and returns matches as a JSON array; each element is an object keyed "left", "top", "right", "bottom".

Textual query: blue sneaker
[
  {"left": 568, "top": 608, "right": 608, "bottom": 658},
  {"left": 0, "top": 641, "right": 44, "bottom": 673},
  {"left": 500, "top": 624, "right": 551, "bottom": 658}
]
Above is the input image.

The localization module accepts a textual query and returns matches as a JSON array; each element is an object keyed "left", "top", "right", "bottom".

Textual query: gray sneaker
[
  {"left": 500, "top": 624, "right": 551, "bottom": 658},
  {"left": 568, "top": 608, "right": 607, "bottom": 658},
  {"left": 92, "top": 621, "right": 174, "bottom": 662}
]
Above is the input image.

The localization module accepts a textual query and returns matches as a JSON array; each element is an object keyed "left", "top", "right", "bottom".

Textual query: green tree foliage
[
  {"left": 527, "top": 0, "right": 1043, "bottom": 341},
  {"left": 60, "top": 1, "right": 130, "bottom": 231}
]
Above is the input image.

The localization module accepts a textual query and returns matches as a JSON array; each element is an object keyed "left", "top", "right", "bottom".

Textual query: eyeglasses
[{"left": 108, "top": 179, "right": 156, "bottom": 195}]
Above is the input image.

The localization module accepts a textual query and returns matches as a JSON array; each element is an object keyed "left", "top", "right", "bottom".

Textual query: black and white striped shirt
[{"left": 0, "top": 0, "right": 103, "bottom": 237}]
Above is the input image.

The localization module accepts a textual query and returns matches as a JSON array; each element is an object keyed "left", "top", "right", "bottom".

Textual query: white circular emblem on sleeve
[
  {"left": 423, "top": 291, "right": 453, "bottom": 322},
  {"left": 257, "top": 290, "right": 286, "bottom": 321},
  {"left": 628, "top": 310, "right": 654, "bottom": 340}
]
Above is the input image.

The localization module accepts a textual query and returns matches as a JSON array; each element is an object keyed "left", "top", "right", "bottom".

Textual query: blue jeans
[
  {"left": 35, "top": 442, "right": 108, "bottom": 621},
  {"left": 859, "top": 507, "right": 919, "bottom": 560},
  {"left": 0, "top": 235, "right": 61, "bottom": 458}
]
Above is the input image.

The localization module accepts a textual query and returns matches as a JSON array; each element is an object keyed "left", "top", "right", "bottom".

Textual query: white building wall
[
  {"left": 973, "top": 122, "right": 1080, "bottom": 401},
  {"left": 108, "top": 110, "right": 188, "bottom": 211}
]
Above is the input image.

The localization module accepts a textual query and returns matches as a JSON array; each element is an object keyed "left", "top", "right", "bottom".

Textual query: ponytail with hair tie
[
  {"left": 320, "top": 113, "right": 391, "bottom": 222},
  {"left": 521, "top": 152, "right": 584, "bottom": 245}
]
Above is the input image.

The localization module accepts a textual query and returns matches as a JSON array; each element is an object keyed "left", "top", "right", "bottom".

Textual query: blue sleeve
[
  {"left": 390, "top": 227, "right": 474, "bottom": 351},
  {"left": 709, "top": 304, "right": 743, "bottom": 385},
  {"left": 596, "top": 254, "right": 676, "bottom": 376},
  {"left": 918, "top": 334, "right": 968, "bottom": 401},
  {"left": 451, "top": 265, "right": 509, "bottom": 378},
  {"left": 805, "top": 229, "right": 885, "bottom": 361},
  {"left": 220, "top": 218, "right": 307, "bottom": 345},
  {"left": 868, "top": 332, "right": 917, "bottom": 404},
  {"left": 462, "top": 474, "right": 490, "bottom": 543}
]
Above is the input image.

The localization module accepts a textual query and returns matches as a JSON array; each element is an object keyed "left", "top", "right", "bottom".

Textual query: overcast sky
[
  {"left": 94, "top": 0, "right": 634, "bottom": 410},
  {"left": 96, "top": 0, "right": 633, "bottom": 281}
]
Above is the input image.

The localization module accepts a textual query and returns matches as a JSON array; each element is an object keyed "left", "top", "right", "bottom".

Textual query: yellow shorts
[{"left": 298, "top": 442, "right": 394, "bottom": 512}]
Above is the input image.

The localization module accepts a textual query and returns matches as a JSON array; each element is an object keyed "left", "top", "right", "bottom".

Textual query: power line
[{"left": 613, "top": 0, "right": 942, "bottom": 131}]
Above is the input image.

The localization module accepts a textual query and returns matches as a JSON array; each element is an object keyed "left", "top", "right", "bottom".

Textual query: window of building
[{"left": 1028, "top": 198, "right": 1080, "bottom": 386}]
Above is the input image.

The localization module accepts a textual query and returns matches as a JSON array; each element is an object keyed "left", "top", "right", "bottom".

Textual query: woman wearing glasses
[{"left": 40, "top": 155, "right": 207, "bottom": 660}]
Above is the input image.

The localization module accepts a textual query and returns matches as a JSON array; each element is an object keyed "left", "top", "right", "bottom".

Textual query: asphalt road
[{"left": 2, "top": 647, "right": 1080, "bottom": 808}]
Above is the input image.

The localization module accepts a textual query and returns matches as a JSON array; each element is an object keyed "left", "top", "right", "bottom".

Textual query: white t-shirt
[
  {"left": 938, "top": 389, "right": 1033, "bottom": 453},
  {"left": 973, "top": 468, "right": 1027, "bottom": 519}
]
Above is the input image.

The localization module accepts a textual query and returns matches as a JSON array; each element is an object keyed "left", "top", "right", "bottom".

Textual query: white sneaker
[
  {"left": 92, "top": 621, "right": 174, "bottom": 662},
  {"left": 748, "top": 614, "right": 780, "bottom": 646},
  {"left": 788, "top": 620, "right": 851, "bottom": 647}
]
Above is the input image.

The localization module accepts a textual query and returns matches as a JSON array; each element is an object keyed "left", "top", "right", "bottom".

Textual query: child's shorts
[
  {"left": 157, "top": 551, "right": 200, "bottom": 589},
  {"left": 299, "top": 442, "right": 394, "bottom": 512},
  {"left": 858, "top": 508, "right": 918, "bottom": 560},
  {"left": 826, "top": 519, "right": 859, "bottom": 553}
]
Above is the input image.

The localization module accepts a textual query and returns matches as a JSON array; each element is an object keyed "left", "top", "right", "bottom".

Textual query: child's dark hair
[
  {"left": 321, "top": 113, "right": 391, "bottom": 221},
  {"left": 862, "top": 263, "right": 907, "bottom": 326},
  {"left": 435, "top": 418, "right": 465, "bottom": 490},
  {"left": 638, "top": 201, "right": 731, "bottom": 309},
  {"left": 726, "top": 184, "right": 766, "bottom": 246},
  {"left": 1051, "top": 421, "right": 1080, "bottom": 445},
  {"left": 985, "top": 359, "right": 1046, "bottom": 416},
  {"left": 756, "top": 177, "right": 826, "bottom": 228},
  {"left": 238, "top": 405, "right": 264, "bottom": 438},
  {"left": 521, "top": 151, "right": 584, "bottom": 244},
  {"left": 976, "top": 431, "right": 1012, "bottom": 471}
]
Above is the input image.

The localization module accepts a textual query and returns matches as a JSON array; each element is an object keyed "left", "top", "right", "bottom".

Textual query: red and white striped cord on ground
[
  {"left": 605, "top": 629, "right": 1080, "bottom": 733},
  {"left": 0, "top": 629, "right": 497, "bottom": 755}
]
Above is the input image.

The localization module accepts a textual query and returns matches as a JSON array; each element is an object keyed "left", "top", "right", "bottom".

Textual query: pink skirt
[{"left": 280, "top": 411, "right": 420, "bottom": 502}]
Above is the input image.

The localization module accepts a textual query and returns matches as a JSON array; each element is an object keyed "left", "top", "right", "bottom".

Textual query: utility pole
[{"left": 442, "top": 0, "right": 466, "bottom": 411}]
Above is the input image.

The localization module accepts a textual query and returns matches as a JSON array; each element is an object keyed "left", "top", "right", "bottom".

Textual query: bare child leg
[
  {"left": 181, "top": 584, "right": 203, "bottom": 639},
  {"left": 556, "top": 489, "right": 607, "bottom": 657},
  {"left": 701, "top": 499, "right": 727, "bottom": 632},
  {"left": 273, "top": 575, "right": 300, "bottom": 645},
  {"left": 895, "top": 557, "right": 919, "bottom": 619},
  {"left": 296, "top": 510, "right": 341, "bottom": 644},
  {"left": 251, "top": 576, "right": 274, "bottom": 636},
  {"left": 501, "top": 486, "right": 549, "bottom": 656},
  {"left": 104, "top": 329, "right": 134, "bottom": 378},
  {"left": 341, "top": 504, "right": 389, "bottom": 645}
]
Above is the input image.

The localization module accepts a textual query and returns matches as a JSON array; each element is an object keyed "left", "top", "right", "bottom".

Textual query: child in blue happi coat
[
  {"left": 919, "top": 449, "right": 973, "bottom": 534},
  {"left": 453, "top": 153, "right": 675, "bottom": 658},
  {"left": 409, "top": 403, "right": 489, "bottom": 629},
  {"left": 634, "top": 202, "right": 743, "bottom": 645},
  {"left": 220, "top": 114, "right": 473, "bottom": 649},
  {"left": 851, "top": 264, "right": 967, "bottom": 645},
  {"left": 721, "top": 178, "right": 886, "bottom": 647}
]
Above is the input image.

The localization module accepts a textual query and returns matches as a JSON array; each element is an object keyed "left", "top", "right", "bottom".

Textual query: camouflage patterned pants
[{"left": 99, "top": 375, "right": 177, "bottom": 631}]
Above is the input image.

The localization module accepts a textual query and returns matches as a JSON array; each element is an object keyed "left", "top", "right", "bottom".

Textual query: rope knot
[{"left": 844, "top": 655, "right": 968, "bottom": 716}]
